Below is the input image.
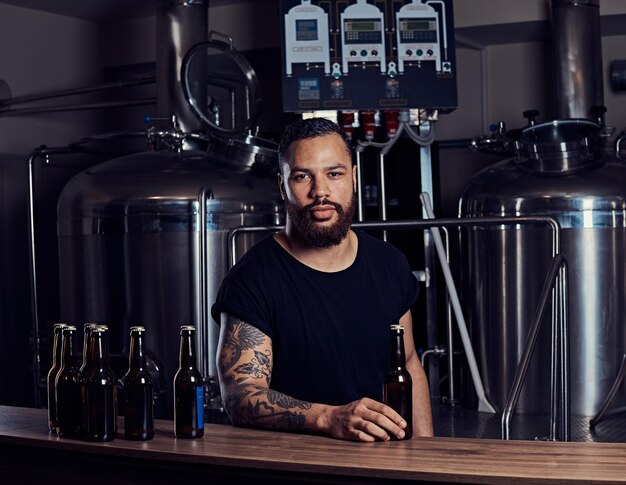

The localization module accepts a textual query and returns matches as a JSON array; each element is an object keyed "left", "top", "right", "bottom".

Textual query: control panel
[
  {"left": 397, "top": 1, "right": 449, "bottom": 73},
  {"left": 340, "top": 1, "right": 386, "bottom": 75},
  {"left": 284, "top": 0, "right": 331, "bottom": 76},
  {"left": 279, "top": 0, "right": 456, "bottom": 112}
]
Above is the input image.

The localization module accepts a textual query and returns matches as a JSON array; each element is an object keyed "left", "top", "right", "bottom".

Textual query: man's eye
[
  {"left": 329, "top": 172, "right": 343, "bottom": 177},
  {"left": 293, "top": 174, "right": 308, "bottom": 181}
]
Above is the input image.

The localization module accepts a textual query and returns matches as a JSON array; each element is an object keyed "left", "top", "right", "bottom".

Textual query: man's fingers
[
  {"left": 355, "top": 400, "right": 407, "bottom": 437},
  {"left": 349, "top": 408, "right": 404, "bottom": 440}
]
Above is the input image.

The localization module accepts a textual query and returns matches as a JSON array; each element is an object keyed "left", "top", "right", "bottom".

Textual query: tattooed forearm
[
  {"left": 224, "top": 384, "right": 312, "bottom": 430},
  {"left": 218, "top": 314, "right": 314, "bottom": 432}
]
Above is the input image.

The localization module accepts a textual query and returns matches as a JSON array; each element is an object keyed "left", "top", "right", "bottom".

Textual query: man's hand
[{"left": 318, "top": 397, "right": 407, "bottom": 442}]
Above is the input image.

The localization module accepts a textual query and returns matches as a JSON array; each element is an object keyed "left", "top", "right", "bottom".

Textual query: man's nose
[{"left": 310, "top": 177, "right": 330, "bottom": 199}]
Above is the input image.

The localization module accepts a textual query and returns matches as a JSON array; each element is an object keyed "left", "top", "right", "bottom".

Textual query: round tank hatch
[
  {"left": 517, "top": 119, "right": 604, "bottom": 174},
  {"left": 181, "top": 31, "right": 262, "bottom": 136}
]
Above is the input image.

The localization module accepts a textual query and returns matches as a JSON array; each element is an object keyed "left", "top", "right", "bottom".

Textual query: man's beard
[{"left": 286, "top": 193, "right": 356, "bottom": 248}]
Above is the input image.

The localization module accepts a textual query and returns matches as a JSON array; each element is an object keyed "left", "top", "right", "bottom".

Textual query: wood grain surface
[{"left": 1, "top": 405, "right": 626, "bottom": 484}]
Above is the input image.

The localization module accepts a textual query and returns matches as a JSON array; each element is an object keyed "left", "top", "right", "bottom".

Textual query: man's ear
[{"left": 277, "top": 172, "right": 286, "bottom": 200}]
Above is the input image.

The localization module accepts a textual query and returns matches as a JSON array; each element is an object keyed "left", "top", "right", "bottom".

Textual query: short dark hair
[{"left": 278, "top": 117, "right": 352, "bottom": 166}]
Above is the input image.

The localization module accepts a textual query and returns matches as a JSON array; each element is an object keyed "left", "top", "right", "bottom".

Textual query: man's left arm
[{"left": 399, "top": 309, "right": 434, "bottom": 437}]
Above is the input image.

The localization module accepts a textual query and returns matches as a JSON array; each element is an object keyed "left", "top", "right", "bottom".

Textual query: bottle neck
[
  {"left": 388, "top": 329, "right": 407, "bottom": 370},
  {"left": 89, "top": 332, "right": 110, "bottom": 371},
  {"left": 179, "top": 332, "right": 196, "bottom": 370},
  {"left": 61, "top": 331, "right": 77, "bottom": 368},
  {"left": 53, "top": 327, "right": 64, "bottom": 367},
  {"left": 81, "top": 328, "right": 92, "bottom": 371},
  {"left": 129, "top": 332, "right": 147, "bottom": 370}
]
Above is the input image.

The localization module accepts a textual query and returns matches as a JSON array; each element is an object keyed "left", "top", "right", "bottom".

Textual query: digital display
[
  {"left": 400, "top": 19, "right": 436, "bottom": 31},
  {"left": 345, "top": 20, "right": 381, "bottom": 32},
  {"left": 296, "top": 19, "right": 318, "bottom": 41}
]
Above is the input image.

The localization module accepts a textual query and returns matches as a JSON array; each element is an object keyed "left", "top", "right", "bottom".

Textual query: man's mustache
[{"left": 306, "top": 199, "right": 343, "bottom": 212}]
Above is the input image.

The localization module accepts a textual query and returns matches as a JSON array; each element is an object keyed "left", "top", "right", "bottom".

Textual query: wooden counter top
[{"left": 1, "top": 405, "right": 625, "bottom": 484}]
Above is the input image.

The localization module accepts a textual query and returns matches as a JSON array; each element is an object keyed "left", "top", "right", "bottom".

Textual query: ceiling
[{"left": 0, "top": 0, "right": 251, "bottom": 22}]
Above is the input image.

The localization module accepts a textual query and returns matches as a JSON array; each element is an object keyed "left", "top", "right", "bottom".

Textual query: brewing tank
[
  {"left": 57, "top": 138, "right": 282, "bottom": 417},
  {"left": 459, "top": 120, "right": 626, "bottom": 416}
]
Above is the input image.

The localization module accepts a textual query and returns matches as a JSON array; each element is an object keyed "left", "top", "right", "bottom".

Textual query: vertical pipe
[
  {"left": 560, "top": 262, "right": 570, "bottom": 441},
  {"left": 420, "top": 135, "right": 439, "bottom": 397},
  {"left": 156, "top": 0, "right": 208, "bottom": 134},
  {"left": 551, "top": 0, "right": 603, "bottom": 119},
  {"left": 377, "top": 152, "right": 388, "bottom": 241},
  {"left": 356, "top": 151, "right": 364, "bottom": 221},
  {"left": 27, "top": 149, "right": 43, "bottom": 407},
  {"left": 198, "top": 186, "right": 210, "bottom": 380},
  {"left": 443, "top": 227, "right": 456, "bottom": 405}
]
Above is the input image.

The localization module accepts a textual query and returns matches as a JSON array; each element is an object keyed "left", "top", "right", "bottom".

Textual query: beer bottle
[
  {"left": 79, "top": 323, "right": 97, "bottom": 431},
  {"left": 47, "top": 323, "right": 67, "bottom": 432},
  {"left": 55, "top": 326, "right": 82, "bottom": 438},
  {"left": 85, "top": 326, "right": 117, "bottom": 441},
  {"left": 382, "top": 324, "right": 413, "bottom": 440},
  {"left": 122, "top": 326, "right": 154, "bottom": 440},
  {"left": 174, "top": 325, "right": 204, "bottom": 438}
]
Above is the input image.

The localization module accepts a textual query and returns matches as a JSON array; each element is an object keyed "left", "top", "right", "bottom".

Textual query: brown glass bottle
[
  {"left": 122, "top": 326, "right": 154, "bottom": 440},
  {"left": 85, "top": 326, "right": 117, "bottom": 442},
  {"left": 55, "top": 326, "right": 83, "bottom": 438},
  {"left": 382, "top": 324, "right": 413, "bottom": 440},
  {"left": 174, "top": 325, "right": 204, "bottom": 438},
  {"left": 79, "top": 323, "right": 97, "bottom": 432},
  {"left": 47, "top": 323, "right": 67, "bottom": 432}
]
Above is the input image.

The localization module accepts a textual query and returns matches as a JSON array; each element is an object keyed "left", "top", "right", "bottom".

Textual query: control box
[{"left": 279, "top": 0, "right": 457, "bottom": 112}]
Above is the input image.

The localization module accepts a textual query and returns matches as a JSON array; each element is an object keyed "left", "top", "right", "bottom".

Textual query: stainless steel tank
[
  {"left": 57, "top": 138, "right": 282, "bottom": 417},
  {"left": 460, "top": 119, "right": 626, "bottom": 416}
]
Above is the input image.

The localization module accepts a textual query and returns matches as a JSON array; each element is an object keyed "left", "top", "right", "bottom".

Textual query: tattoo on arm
[{"left": 218, "top": 315, "right": 313, "bottom": 431}]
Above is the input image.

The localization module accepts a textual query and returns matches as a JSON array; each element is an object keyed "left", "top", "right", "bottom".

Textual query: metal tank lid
[
  {"left": 516, "top": 119, "right": 604, "bottom": 174},
  {"left": 58, "top": 150, "right": 281, "bottom": 219},
  {"left": 460, "top": 154, "right": 626, "bottom": 228}
]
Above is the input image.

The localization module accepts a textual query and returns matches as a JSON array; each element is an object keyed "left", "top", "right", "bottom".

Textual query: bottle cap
[
  {"left": 390, "top": 324, "right": 404, "bottom": 331},
  {"left": 53, "top": 323, "right": 68, "bottom": 329},
  {"left": 63, "top": 326, "right": 77, "bottom": 332},
  {"left": 180, "top": 325, "right": 196, "bottom": 333},
  {"left": 130, "top": 326, "right": 146, "bottom": 332}
]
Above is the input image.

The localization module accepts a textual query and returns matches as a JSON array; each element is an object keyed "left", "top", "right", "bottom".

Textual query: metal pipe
[
  {"left": 0, "top": 76, "right": 155, "bottom": 108},
  {"left": 156, "top": 0, "right": 208, "bottom": 135},
  {"left": 197, "top": 186, "right": 212, "bottom": 379},
  {"left": 560, "top": 262, "right": 570, "bottom": 441},
  {"left": 551, "top": 0, "right": 603, "bottom": 119},
  {"left": 418, "top": 124, "right": 439, "bottom": 399},
  {"left": 420, "top": 192, "right": 495, "bottom": 413},
  {"left": 355, "top": 151, "right": 364, "bottom": 221},
  {"left": 550, "top": 283, "right": 559, "bottom": 441},
  {"left": 0, "top": 98, "right": 155, "bottom": 117},
  {"left": 501, "top": 253, "right": 568, "bottom": 440},
  {"left": 229, "top": 217, "right": 561, "bottom": 268},
  {"left": 442, "top": 226, "right": 456, "bottom": 405},
  {"left": 377, "top": 152, "right": 388, "bottom": 241},
  {"left": 27, "top": 146, "right": 74, "bottom": 406}
]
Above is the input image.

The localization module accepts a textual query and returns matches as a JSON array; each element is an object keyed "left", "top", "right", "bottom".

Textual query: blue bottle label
[{"left": 196, "top": 386, "right": 204, "bottom": 429}]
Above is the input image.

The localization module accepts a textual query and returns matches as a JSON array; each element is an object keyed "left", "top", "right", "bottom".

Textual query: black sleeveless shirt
[{"left": 211, "top": 230, "right": 418, "bottom": 405}]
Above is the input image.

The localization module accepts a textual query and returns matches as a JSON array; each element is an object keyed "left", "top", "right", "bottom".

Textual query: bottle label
[{"left": 196, "top": 386, "right": 204, "bottom": 429}]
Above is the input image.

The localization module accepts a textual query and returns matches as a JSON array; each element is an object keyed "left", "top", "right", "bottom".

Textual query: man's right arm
[{"left": 217, "top": 313, "right": 408, "bottom": 441}]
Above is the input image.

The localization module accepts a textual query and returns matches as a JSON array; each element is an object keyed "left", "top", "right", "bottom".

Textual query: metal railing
[
  {"left": 501, "top": 252, "right": 569, "bottom": 441},
  {"left": 220, "top": 215, "right": 570, "bottom": 441}
]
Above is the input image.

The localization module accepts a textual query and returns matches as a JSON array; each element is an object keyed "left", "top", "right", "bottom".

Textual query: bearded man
[{"left": 212, "top": 117, "right": 433, "bottom": 441}]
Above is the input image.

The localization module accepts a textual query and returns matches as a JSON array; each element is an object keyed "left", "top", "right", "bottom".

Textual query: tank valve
[
  {"left": 523, "top": 109, "right": 539, "bottom": 127},
  {"left": 144, "top": 115, "right": 187, "bottom": 152}
]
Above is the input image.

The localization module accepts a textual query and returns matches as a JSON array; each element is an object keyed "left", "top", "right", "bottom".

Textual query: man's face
[{"left": 279, "top": 133, "right": 356, "bottom": 248}]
